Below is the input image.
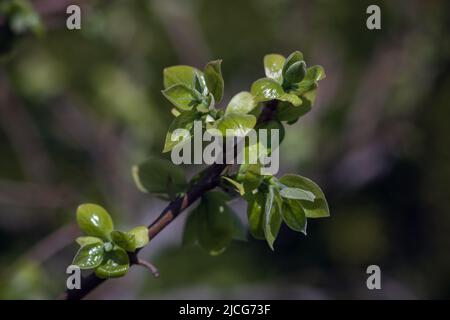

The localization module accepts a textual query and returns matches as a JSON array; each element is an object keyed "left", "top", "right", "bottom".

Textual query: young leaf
[
  {"left": 247, "top": 192, "right": 265, "bottom": 240},
  {"left": 72, "top": 243, "right": 104, "bottom": 270},
  {"left": 284, "top": 61, "right": 306, "bottom": 86},
  {"left": 226, "top": 91, "right": 256, "bottom": 115},
  {"left": 110, "top": 230, "right": 136, "bottom": 252},
  {"left": 282, "top": 199, "right": 307, "bottom": 234},
  {"left": 162, "top": 84, "right": 200, "bottom": 111},
  {"left": 292, "top": 66, "right": 325, "bottom": 96},
  {"left": 263, "top": 186, "right": 281, "bottom": 250},
  {"left": 163, "top": 65, "right": 202, "bottom": 89},
  {"left": 280, "top": 187, "right": 315, "bottom": 202},
  {"left": 278, "top": 93, "right": 302, "bottom": 107},
  {"left": 76, "top": 204, "right": 114, "bottom": 240},
  {"left": 215, "top": 113, "right": 256, "bottom": 136},
  {"left": 204, "top": 60, "right": 224, "bottom": 103},
  {"left": 279, "top": 174, "right": 330, "bottom": 218},
  {"left": 132, "top": 157, "right": 187, "bottom": 197},
  {"left": 163, "top": 110, "right": 200, "bottom": 153},
  {"left": 282, "top": 51, "right": 304, "bottom": 77},
  {"left": 75, "top": 236, "right": 103, "bottom": 246},
  {"left": 263, "top": 186, "right": 282, "bottom": 250},
  {"left": 251, "top": 78, "right": 284, "bottom": 102},
  {"left": 94, "top": 247, "right": 130, "bottom": 279},
  {"left": 194, "top": 71, "right": 208, "bottom": 95},
  {"left": 128, "top": 226, "right": 149, "bottom": 249},
  {"left": 222, "top": 176, "right": 245, "bottom": 195},
  {"left": 275, "top": 100, "right": 311, "bottom": 122},
  {"left": 264, "top": 54, "right": 285, "bottom": 83},
  {"left": 238, "top": 163, "right": 263, "bottom": 193},
  {"left": 195, "top": 192, "right": 235, "bottom": 255}
]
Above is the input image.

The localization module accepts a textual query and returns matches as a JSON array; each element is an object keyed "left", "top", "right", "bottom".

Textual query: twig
[
  {"left": 61, "top": 104, "right": 276, "bottom": 300},
  {"left": 133, "top": 256, "right": 160, "bottom": 278}
]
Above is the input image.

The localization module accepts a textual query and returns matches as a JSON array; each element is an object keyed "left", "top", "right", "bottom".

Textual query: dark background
[{"left": 0, "top": 0, "right": 449, "bottom": 299}]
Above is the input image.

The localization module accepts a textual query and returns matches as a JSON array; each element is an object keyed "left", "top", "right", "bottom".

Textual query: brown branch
[
  {"left": 61, "top": 163, "right": 225, "bottom": 300},
  {"left": 61, "top": 104, "right": 276, "bottom": 300}
]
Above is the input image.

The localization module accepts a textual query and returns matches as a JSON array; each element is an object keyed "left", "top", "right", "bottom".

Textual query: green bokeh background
[{"left": 0, "top": 0, "right": 449, "bottom": 299}]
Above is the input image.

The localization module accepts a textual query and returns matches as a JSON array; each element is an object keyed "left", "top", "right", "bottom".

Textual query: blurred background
[{"left": 0, "top": 0, "right": 449, "bottom": 299}]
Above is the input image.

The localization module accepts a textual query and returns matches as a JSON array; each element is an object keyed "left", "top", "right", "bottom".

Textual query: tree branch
[{"left": 61, "top": 104, "right": 276, "bottom": 300}]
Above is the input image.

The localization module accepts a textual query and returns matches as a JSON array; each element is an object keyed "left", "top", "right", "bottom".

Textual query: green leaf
[
  {"left": 196, "top": 192, "right": 235, "bottom": 255},
  {"left": 282, "top": 51, "right": 304, "bottom": 78},
  {"left": 128, "top": 226, "right": 149, "bottom": 249},
  {"left": 284, "top": 61, "right": 306, "bottom": 85},
  {"left": 226, "top": 91, "right": 256, "bottom": 115},
  {"left": 75, "top": 236, "right": 103, "bottom": 246},
  {"left": 282, "top": 199, "right": 307, "bottom": 234},
  {"left": 94, "top": 247, "right": 130, "bottom": 279},
  {"left": 263, "top": 186, "right": 282, "bottom": 250},
  {"left": 163, "top": 65, "right": 202, "bottom": 89},
  {"left": 204, "top": 60, "right": 224, "bottom": 103},
  {"left": 163, "top": 110, "right": 200, "bottom": 153},
  {"left": 72, "top": 243, "right": 104, "bottom": 270},
  {"left": 250, "top": 78, "right": 284, "bottom": 102},
  {"left": 292, "top": 66, "right": 325, "bottom": 96},
  {"left": 280, "top": 187, "right": 315, "bottom": 202},
  {"left": 278, "top": 93, "right": 302, "bottom": 107},
  {"left": 162, "top": 84, "right": 200, "bottom": 111},
  {"left": 194, "top": 71, "right": 208, "bottom": 95},
  {"left": 279, "top": 174, "right": 330, "bottom": 218},
  {"left": 247, "top": 192, "right": 265, "bottom": 240},
  {"left": 76, "top": 204, "right": 114, "bottom": 240},
  {"left": 275, "top": 100, "right": 311, "bottom": 122},
  {"left": 132, "top": 157, "right": 187, "bottom": 197},
  {"left": 222, "top": 176, "right": 245, "bottom": 195},
  {"left": 307, "top": 65, "right": 325, "bottom": 82},
  {"left": 111, "top": 230, "right": 136, "bottom": 252},
  {"left": 215, "top": 113, "right": 256, "bottom": 136},
  {"left": 264, "top": 54, "right": 285, "bottom": 83},
  {"left": 238, "top": 163, "right": 263, "bottom": 193}
]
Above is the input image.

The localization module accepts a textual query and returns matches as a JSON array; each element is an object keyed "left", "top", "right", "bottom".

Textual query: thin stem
[{"left": 62, "top": 102, "right": 277, "bottom": 300}]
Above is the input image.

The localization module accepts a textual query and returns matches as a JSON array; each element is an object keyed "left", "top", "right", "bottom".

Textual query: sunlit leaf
[
  {"left": 226, "top": 91, "right": 256, "bottom": 115},
  {"left": 128, "top": 226, "right": 149, "bottom": 249},
  {"left": 263, "top": 186, "right": 282, "bottom": 250},
  {"left": 251, "top": 78, "right": 284, "bottom": 102},
  {"left": 163, "top": 65, "right": 202, "bottom": 89},
  {"left": 162, "top": 84, "right": 200, "bottom": 111},
  {"left": 76, "top": 204, "right": 114, "bottom": 240},
  {"left": 280, "top": 187, "right": 315, "bottom": 202},
  {"left": 279, "top": 174, "right": 330, "bottom": 218},
  {"left": 94, "top": 247, "right": 129, "bottom": 279},
  {"left": 264, "top": 54, "right": 285, "bottom": 83},
  {"left": 204, "top": 60, "right": 224, "bottom": 103},
  {"left": 215, "top": 113, "right": 256, "bottom": 136},
  {"left": 73, "top": 243, "right": 104, "bottom": 269},
  {"left": 111, "top": 230, "right": 136, "bottom": 252},
  {"left": 75, "top": 236, "right": 103, "bottom": 247}
]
